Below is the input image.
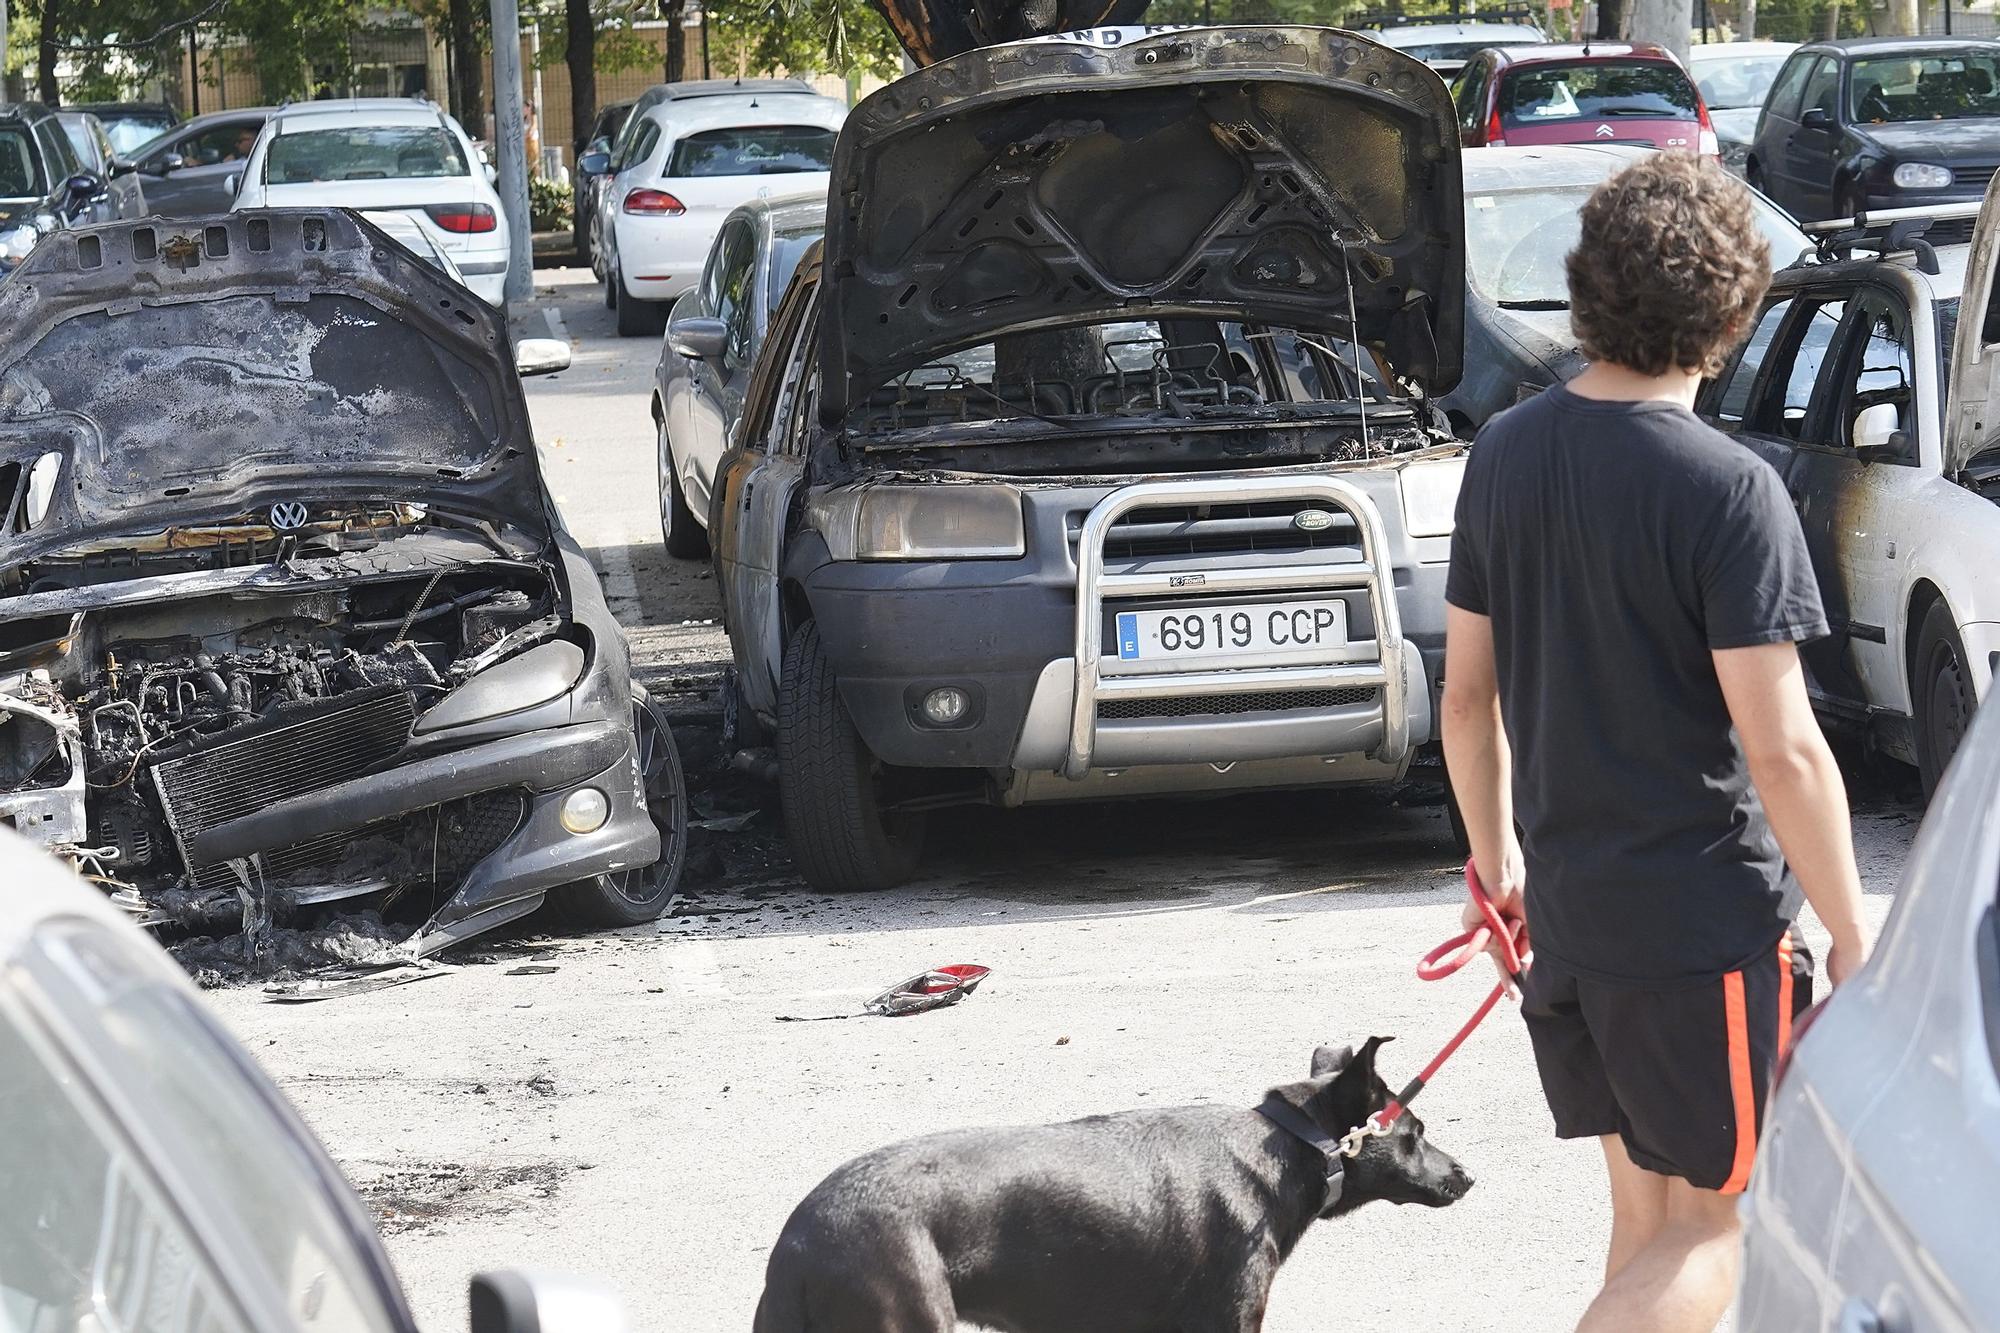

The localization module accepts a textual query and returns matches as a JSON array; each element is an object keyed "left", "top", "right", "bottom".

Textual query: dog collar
[{"left": 1254, "top": 1095, "right": 1346, "bottom": 1218}]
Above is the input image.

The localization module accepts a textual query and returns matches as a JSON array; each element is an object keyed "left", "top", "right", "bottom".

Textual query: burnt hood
[
  {"left": 819, "top": 25, "right": 1465, "bottom": 422},
  {"left": 0, "top": 210, "right": 552, "bottom": 568}
]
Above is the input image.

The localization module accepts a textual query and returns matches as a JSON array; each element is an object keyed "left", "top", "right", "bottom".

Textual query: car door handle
[{"left": 1836, "top": 1297, "right": 1885, "bottom": 1333}]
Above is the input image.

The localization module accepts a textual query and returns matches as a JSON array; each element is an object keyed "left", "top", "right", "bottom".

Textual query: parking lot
[{"left": 193, "top": 267, "right": 1918, "bottom": 1332}]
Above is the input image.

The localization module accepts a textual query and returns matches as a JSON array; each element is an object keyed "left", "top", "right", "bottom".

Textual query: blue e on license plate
[{"left": 1114, "top": 600, "right": 1349, "bottom": 669}]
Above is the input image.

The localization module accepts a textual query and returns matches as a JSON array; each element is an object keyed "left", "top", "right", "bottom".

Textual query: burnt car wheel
[
  {"left": 562, "top": 688, "right": 689, "bottom": 926},
  {"left": 1916, "top": 600, "right": 1974, "bottom": 800},
  {"left": 778, "top": 621, "right": 925, "bottom": 891},
  {"left": 658, "top": 416, "right": 709, "bottom": 559}
]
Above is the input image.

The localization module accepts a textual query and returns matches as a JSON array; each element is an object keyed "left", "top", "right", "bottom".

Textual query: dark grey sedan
[
  {"left": 54, "top": 110, "right": 146, "bottom": 221},
  {"left": 652, "top": 190, "right": 825, "bottom": 557},
  {"left": 1441, "top": 144, "right": 1813, "bottom": 434}
]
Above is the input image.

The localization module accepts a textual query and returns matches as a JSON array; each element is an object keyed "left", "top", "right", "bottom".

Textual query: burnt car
[
  {"left": 0, "top": 211, "right": 686, "bottom": 956},
  {"left": 713, "top": 27, "right": 1473, "bottom": 891}
]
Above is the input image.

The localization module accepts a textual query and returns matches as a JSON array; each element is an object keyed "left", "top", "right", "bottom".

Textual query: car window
[
  {"left": 629, "top": 120, "right": 664, "bottom": 170},
  {"left": 748, "top": 277, "right": 819, "bottom": 452},
  {"left": 1690, "top": 52, "right": 1792, "bottom": 111},
  {"left": 57, "top": 118, "right": 96, "bottom": 169},
  {"left": 0, "top": 995, "right": 251, "bottom": 1333},
  {"left": 1799, "top": 56, "right": 1841, "bottom": 122},
  {"left": 1500, "top": 60, "right": 1699, "bottom": 128},
  {"left": 1753, "top": 297, "right": 1846, "bottom": 440},
  {"left": 267, "top": 125, "right": 467, "bottom": 184},
  {"left": 0, "top": 127, "right": 46, "bottom": 197},
  {"left": 1831, "top": 294, "right": 1915, "bottom": 445},
  {"left": 7, "top": 920, "right": 408, "bottom": 1332},
  {"left": 178, "top": 119, "right": 262, "bottom": 167},
  {"left": 714, "top": 221, "right": 757, "bottom": 373},
  {"left": 1455, "top": 60, "right": 1488, "bottom": 133},
  {"left": 40, "top": 122, "right": 79, "bottom": 182},
  {"left": 1712, "top": 296, "right": 1795, "bottom": 425},
  {"left": 1850, "top": 50, "right": 2000, "bottom": 123},
  {"left": 1765, "top": 51, "right": 1818, "bottom": 120},
  {"left": 99, "top": 111, "right": 175, "bottom": 156},
  {"left": 767, "top": 224, "right": 821, "bottom": 319},
  {"left": 665, "top": 126, "right": 836, "bottom": 178}
]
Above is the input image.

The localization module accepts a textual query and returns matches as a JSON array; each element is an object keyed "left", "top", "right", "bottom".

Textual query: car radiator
[{"left": 149, "top": 686, "right": 418, "bottom": 887}]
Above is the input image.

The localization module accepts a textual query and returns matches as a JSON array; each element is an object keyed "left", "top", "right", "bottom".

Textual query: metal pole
[
  {"left": 1944, "top": 0, "right": 1952, "bottom": 35},
  {"left": 701, "top": 7, "right": 711, "bottom": 79},
  {"left": 489, "top": 0, "right": 533, "bottom": 305},
  {"left": 188, "top": 25, "right": 201, "bottom": 116},
  {"left": 529, "top": 20, "right": 545, "bottom": 178}
]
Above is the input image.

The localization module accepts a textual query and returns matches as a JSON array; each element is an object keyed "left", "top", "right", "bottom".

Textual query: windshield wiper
[
  {"left": 1594, "top": 106, "right": 1675, "bottom": 116},
  {"left": 1497, "top": 299, "right": 1568, "bottom": 311}
]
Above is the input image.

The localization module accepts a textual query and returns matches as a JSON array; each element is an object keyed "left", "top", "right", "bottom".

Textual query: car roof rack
[
  {"left": 1803, "top": 200, "right": 1982, "bottom": 275},
  {"left": 1348, "top": 6, "right": 1540, "bottom": 28}
]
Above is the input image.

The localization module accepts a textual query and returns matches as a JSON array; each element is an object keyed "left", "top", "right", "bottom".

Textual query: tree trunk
[
  {"left": 1739, "top": 0, "right": 1757, "bottom": 39},
  {"left": 1622, "top": 0, "right": 1691, "bottom": 62},
  {"left": 449, "top": 0, "right": 485, "bottom": 132},
  {"left": 1594, "top": 0, "right": 1623, "bottom": 40},
  {"left": 37, "top": 0, "right": 62, "bottom": 106},
  {"left": 663, "top": 0, "right": 688, "bottom": 82},
  {"left": 1822, "top": 0, "right": 1843, "bottom": 36},
  {"left": 1884, "top": 0, "right": 1919, "bottom": 34},
  {"left": 566, "top": 0, "right": 596, "bottom": 257}
]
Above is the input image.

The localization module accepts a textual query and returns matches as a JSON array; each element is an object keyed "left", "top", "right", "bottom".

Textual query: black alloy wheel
[
  {"left": 562, "top": 688, "right": 689, "bottom": 926},
  {"left": 1915, "top": 601, "right": 1973, "bottom": 800}
]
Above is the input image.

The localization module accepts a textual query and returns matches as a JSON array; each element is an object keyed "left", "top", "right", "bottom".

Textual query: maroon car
[{"left": 1452, "top": 43, "right": 1719, "bottom": 155}]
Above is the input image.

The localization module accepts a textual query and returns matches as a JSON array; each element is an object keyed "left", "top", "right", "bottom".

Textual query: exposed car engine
[{"left": 0, "top": 567, "right": 561, "bottom": 922}]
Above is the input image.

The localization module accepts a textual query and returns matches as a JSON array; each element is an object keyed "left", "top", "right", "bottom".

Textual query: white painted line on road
[
  {"left": 597, "top": 536, "right": 640, "bottom": 610},
  {"left": 662, "top": 937, "right": 732, "bottom": 997},
  {"left": 544, "top": 305, "right": 570, "bottom": 344}
]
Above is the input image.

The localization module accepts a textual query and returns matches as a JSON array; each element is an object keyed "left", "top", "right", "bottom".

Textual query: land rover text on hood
[
  {"left": 709, "top": 27, "right": 1477, "bottom": 891},
  {"left": 0, "top": 211, "right": 686, "bottom": 962}
]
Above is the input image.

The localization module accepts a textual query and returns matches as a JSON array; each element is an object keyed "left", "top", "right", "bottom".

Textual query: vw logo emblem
[
  {"left": 1293, "top": 509, "right": 1336, "bottom": 532},
  {"left": 269, "top": 502, "right": 310, "bottom": 532}
]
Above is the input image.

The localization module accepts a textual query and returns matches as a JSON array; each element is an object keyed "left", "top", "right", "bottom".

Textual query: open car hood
[
  {"left": 819, "top": 25, "right": 1464, "bottom": 422},
  {"left": 0, "top": 210, "right": 551, "bottom": 569}
]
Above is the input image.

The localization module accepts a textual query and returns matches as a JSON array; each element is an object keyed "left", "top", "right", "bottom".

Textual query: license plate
[{"left": 1114, "top": 600, "right": 1349, "bottom": 670}]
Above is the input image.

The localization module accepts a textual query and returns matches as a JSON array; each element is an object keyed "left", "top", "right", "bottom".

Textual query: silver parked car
[
  {"left": 53, "top": 111, "right": 146, "bottom": 221},
  {"left": 127, "top": 106, "right": 275, "bottom": 216},
  {"left": 1738, "top": 691, "right": 2000, "bottom": 1329},
  {"left": 0, "top": 829, "right": 626, "bottom": 1332},
  {"left": 654, "top": 190, "right": 825, "bottom": 557}
]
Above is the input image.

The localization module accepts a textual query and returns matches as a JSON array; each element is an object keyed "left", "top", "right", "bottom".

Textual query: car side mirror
[
  {"left": 62, "top": 171, "right": 102, "bottom": 214},
  {"left": 151, "top": 151, "right": 185, "bottom": 175},
  {"left": 485, "top": 162, "right": 499, "bottom": 185},
  {"left": 1801, "top": 106, "right": 1831, "bottom": 130},
  {"left": 108, "top": 157, "right": 137, "bottom": 179},
  {"left": 222, "top": 171, "right": 241, "bottom": 198},
  {"left": 668, "top": 315, "right": 728, "bottom": 361},
  {"left": 514, "top": 337, "right": 572, "bottom": 377},
  {"left": 578, "top": 150, "right": 610, "bottom": 176},
  {"left": 469, "top": 1271, "right": 627, "bottom": 1333},
  {"left": 1851, "top": 401, "right": 1907, "bottom": 462}
]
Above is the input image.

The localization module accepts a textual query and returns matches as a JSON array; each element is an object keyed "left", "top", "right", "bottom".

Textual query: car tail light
[
  {"left": 1772, "top": 996, "right": 1829, "bottom": 1090},
  {"left": 425, "top": 203, "right": 497, "bottom": 233},
  {"left": 1485, "top": 106, "right": 1505, "bottom": 148},
  {"left": 1696, "top": 99, "right": 1721, "bottom": 157},
  {"left": 623, "top": 189, "right": 686, "bottom": 216}
]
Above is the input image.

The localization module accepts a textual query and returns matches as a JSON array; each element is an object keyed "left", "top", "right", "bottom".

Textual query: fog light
[
  {"left": 920, "top": 687, "right": 970, "bottom": 726},
  {"left": 560, "top": 787, "right": 610, "bottom": 835}
]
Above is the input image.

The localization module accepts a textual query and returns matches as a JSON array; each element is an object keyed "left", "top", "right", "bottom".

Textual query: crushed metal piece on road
[
  {"left": 690, "top": 810, "right": 759, "bottom": 833},
  {"left": 866, "top": 964, "right": 992, "bottom": 1017},
  {"left": 506, "top": 964, "right": 560, "bottom": 976},
  {"left": 263, "top": 963, "right": 449, "bottom": 1003}
]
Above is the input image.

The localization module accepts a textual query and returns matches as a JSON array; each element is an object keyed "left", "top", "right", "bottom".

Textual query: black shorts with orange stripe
[{"left": 1519, "top": 928, "right": 1816, "bottom": 1193}]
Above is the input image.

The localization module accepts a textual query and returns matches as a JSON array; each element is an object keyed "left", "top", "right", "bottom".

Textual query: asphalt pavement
[{"left": 200, "top": 267, "right": 1917, "bottom": 1333}]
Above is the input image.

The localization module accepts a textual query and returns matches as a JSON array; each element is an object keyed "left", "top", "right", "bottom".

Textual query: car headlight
[
  {"left": 1892, "top": 162, "right": 1953, "bottom": 190},
  {"left": 811, "top": 484, "right": 1026, "bottom": 561},
  {"left": 1399, "top": 457, "right": 1466, "bottom": 540},
  {"left": 0, "top": 223, "right": 42, "bottom": 265}
]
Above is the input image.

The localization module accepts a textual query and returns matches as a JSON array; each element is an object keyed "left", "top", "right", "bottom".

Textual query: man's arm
[
  {"left": 1712, "top": 640, "right": 1869, "bottom": 985},
  {"left": 1442, "top": 603, "right": 1527, "bottom": 980}
]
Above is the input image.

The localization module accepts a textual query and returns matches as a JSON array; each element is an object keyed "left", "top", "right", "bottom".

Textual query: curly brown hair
[{"left": 1565, "top": 152, "right": 1773, "bottom": 378}]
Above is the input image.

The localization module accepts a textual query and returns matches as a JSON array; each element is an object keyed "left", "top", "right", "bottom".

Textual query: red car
[{"left": 1452, "top": 43, "right": 1719, "bottom": 154}]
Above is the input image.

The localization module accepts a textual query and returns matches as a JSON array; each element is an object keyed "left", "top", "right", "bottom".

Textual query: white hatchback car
[
  {"left": 231, "top": 97, "right": 510, "bottom": 305},
  {"left": 595, "top": 85, "right": 846, "bottom": 336}
]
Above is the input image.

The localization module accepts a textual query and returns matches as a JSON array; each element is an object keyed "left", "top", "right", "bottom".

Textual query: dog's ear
[
  {"left": 1310, "top": 1044, "right": 1354, "bottom": 1077},
  {"left": 1325, "top": 1035, "right": 1395, "bottom": 1118}
]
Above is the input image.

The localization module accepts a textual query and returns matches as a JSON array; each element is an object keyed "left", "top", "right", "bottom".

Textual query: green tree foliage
[{"left": 703, "top": 0, "right": 904, "bottom": 80}]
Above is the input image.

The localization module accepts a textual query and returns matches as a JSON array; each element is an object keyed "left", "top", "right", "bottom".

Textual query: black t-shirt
[{"left": 1445, "top": 385, "right": 1828, "bottom": 987}]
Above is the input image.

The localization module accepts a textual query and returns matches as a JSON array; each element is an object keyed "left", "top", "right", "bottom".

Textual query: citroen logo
[
  {"left": 1293, "top": 509, "right": 1337, "bottom": 532},
  {"left": 1595, "top": 123, "right": 1615, "bottom": 138},
  {"left": 269, "top": 502, "right": 310, "bottom": 532}
]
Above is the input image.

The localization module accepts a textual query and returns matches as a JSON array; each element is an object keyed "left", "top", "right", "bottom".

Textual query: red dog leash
[{"left": 1343, "top": 860, "right": 1531, "bottom": 1153}]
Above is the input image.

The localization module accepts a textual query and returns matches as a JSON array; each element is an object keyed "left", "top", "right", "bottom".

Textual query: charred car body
[
  {"left": 0, "top": 211, "right": 685, "bottom": 955},
  {"left": 712, "top": 27, "right": 1472, "bottom": 890}
]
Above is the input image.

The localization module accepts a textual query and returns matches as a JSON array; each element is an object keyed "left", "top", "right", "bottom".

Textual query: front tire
[
  {"left": 561, "top": 688, "right": 689, "bottom": 926},
  {"left": 778, "top": 621, "right": 925, "bottom": 891},
  {"left": 1915, "top": 601, "right": 1974, "bottom": 800},
  {"left": 658, "top": 415, "right": 709, "bottom": 558}
]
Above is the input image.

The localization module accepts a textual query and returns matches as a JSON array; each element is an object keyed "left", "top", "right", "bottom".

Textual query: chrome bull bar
[{"left": 1064, "top": 474, "right": 1410, "bottom": 781}]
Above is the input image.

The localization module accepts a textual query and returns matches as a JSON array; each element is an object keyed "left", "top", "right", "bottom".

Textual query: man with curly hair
[{"left": 1440, "top": 152, "right": 1872, "bottom": 1331}]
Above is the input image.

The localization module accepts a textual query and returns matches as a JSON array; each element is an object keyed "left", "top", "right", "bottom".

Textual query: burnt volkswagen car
[
  {"left": 0, "top": 211, "right": 685, "bottom": 956},
  {"left": 713, "top": 27, "right": 1472, "bottom": 891}
]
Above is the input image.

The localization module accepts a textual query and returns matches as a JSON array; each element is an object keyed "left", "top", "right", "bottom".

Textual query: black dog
[{"left": 753, "top": 1037, "right": 1471, "bottom": 1333}]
